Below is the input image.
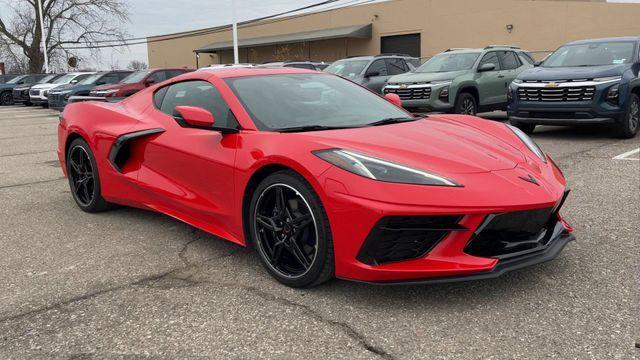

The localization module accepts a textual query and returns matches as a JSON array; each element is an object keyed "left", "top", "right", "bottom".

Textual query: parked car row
[{"left": 1, "top": 68, "right": 193, "bottom": 110}]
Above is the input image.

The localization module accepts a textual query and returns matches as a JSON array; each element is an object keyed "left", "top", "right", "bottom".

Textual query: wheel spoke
[
  {"left": 256, "top": 214, "right": 281, "bottom": 231},
  {"left": 289, "top": 238, "right": 311, "bottom": 269},
  {"left": 291, "top": 214, "right": 312, "bottom": 229},
  {"left": 69, "top": 159, "right": 81, "bottom": 174}
]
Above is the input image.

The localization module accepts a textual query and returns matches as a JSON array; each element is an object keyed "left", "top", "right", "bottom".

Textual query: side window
[
  {"left": 519, "top": 52, "right": 536, "bottom": 65},
  {"left": 385, "top": 58, "right": 408, "bottom": 75},
  {"left": 499, "top": 51, "right": 521, "bottom": 70},
  {"left": 24, "top": 76, "right": 36, "bottom": 84},
  {"left": 367, "top": 59, "right": 388, "bottom": 76},
  {"left": 117, "top": 72, "right": 132, "bottom": 81},
  {"left": 148, "top": 71, "right": 167, "bottom": 83},
  {"left": 166, "top": 70, "right": 186, "bottom": 79},
  {"left": 153, "top": 86, "right": 168, "bottom": 109},
  {"left": 478, "top": 52, "right": 501, "bottom": 71},
  {"left": 286, "top": 63, "right": 315, "bottom": 70},
  {"left": 158, "top": 80, "right": 237, "bottom": 128},
  {"left": 74, "top": 74, "right": 91, "bottom": 82}
]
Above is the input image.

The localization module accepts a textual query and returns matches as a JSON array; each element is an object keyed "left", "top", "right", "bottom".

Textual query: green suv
[{"left": 383, "top": 46, "right": 535, "bottom": 114}]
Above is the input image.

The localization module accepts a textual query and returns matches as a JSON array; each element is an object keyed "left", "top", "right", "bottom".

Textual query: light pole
[
  {"left": 36, "top": 0, "right": 49, "bottom": 73},
  {"left": 231, "top": 0, "right": 239, "bottom": 64}
]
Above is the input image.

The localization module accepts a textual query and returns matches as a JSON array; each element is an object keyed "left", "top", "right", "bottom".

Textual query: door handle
[{"left": 498, "top": 74, "right": 505, "bottom": 78}]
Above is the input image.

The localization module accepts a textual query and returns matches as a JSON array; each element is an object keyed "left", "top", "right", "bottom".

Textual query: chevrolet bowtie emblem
[
  {"left": 545, "top": 82, "right": 559, "bottom": 88},
  {"left": 399, "top": 84, "right": 408, "bottom": 89},
  {"left": 519, "top": 174, "right": 539, "bottom": 186}
]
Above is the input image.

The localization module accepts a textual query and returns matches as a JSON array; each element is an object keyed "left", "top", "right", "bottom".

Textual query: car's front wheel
[
  {"left": 66, "top": 138, "right": 112, "bottom": 213},
  {"left": 455, "top": 92, "right": 477, "bottom": 115},
  {"left": 249, "top": 170, "right": 334, "bottom": 288},
  {"left": 0, "top": 91, "right": 13, "bottom": 106},
  {"left": 615, "top": 93, "right": 639, "bottom": 138}
]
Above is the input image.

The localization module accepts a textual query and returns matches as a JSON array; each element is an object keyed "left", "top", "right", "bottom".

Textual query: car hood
[
  {"left": 297, "top": 116, "right": 526, "bottom": 175},
  {"left": 388, "top": 70, "right": 467, "bottom": 83},
  {"left": 13, "top": 85, "right": 32, "bottom": 91},
  {"left": 93, "top": 83, "right": 125, "bottom": 91},
  {"left": 51, "top": 84, "right": 93, "bottom": 93},
  {"left": 517, "top": 64, "right": 629, "bottom": 81},
  {"left": 31, "top": 83, "right": 62, "bottom": 91}
]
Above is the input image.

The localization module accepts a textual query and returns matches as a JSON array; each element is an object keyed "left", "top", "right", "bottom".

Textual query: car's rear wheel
[
  {"left": 0, "top": 91, "right": 13, "bottom": 106},
  {"left": 510, "top": 121, "right": 536, "bottom": 134},
  {"left": 614, "top": 93, "right": 639, "bottom": 138},
  {"left": 66, "top": 138, "right": 112, "bottom": 213},
  {"left": 455, "top": 92, "right": 477, "bottom": 115},
  {"left": 249, "top": 171, "right": 334, "bottom": 288}
]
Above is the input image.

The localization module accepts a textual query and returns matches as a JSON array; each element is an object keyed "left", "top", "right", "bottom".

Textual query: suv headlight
[
  {"left": 313, "top": 149, "right": 461, "bottom": 187},
  {"left": 512, "top": 79, "right": 523, "bottom": 85},
  {"left": 507, "top": 125, "right": 546, "bottom": 163},
  {"left": 606, "top": 84, "right": 620, "bottom": 104}
]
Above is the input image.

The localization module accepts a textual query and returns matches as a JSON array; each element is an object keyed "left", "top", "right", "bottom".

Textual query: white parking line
[{"left": 613, "top": 148, "right": 640, "bottom": 161}]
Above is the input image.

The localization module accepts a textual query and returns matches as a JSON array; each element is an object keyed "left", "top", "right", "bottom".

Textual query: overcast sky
[{"left": 95, "top": 0, "right": 372, "bottom": 68}]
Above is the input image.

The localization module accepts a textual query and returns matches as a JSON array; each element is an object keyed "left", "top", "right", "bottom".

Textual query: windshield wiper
[
  {"left": 277, "top": 125, "right": 359, "bottom": 133},
  {"left": 367, "top": 116, "right": 423, "bottom": 126}
]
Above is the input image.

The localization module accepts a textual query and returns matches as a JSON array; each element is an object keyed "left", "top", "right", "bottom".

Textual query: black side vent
[
  {"left": 108, "top": 128, "right": 164, "bottom": 173},
  {"left": 357, "top": 215, "right": 465, "bottom": 265}
]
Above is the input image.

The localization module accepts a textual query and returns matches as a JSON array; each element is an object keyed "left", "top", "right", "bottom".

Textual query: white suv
[{"left": 29, "top": 72, "right": 95, "bottom": 107}]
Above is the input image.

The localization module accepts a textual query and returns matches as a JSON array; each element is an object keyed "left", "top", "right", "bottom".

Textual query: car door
[
  {"left": 137, "top": 80, "right": 239, "bottom": 236},
  {"left": 362, "top": 59, "right": 389, "bottom": 93},
  {"left": 497, "top": 51, "right": 522, "bottom": 103},
  {"left": 476, "top": 51, "right": 504, "bottom": 106}
]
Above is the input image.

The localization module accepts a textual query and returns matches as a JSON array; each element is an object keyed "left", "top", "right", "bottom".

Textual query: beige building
[{"left": 147, "top": 0, "right": 640, "bottom": 68}]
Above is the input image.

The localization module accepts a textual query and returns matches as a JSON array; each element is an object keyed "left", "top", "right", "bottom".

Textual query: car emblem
[
  {"left": 399, "top": 83, "right": 408, "bottom": 89},
  {"left": 519, "top": 174, "right": 539, "bottom": 186},
  {"left": 545, "top": 82, "right": 559, "bottom": 88}
]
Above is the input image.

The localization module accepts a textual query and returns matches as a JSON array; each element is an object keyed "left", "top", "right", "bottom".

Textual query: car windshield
[
  {"left": 543, "top": 41, "right": 636, "bottom": 67},
  {"left": 121, "top": 70, "right": 150, "bottom": 84},
  {"left": 224, "top": 73, "right": 412, "bottom": 131},
  {"left": 415, "top": 53, "right": 480, "bottom": 73},
  {"left": 7, "top": 75, "right": 26, "bottom": 84},
  {"left": 323, "top": 60, "right": 369, "bottom": 79},
  {"left": 79, "top": 73, "right": 103, "bottom": 85},
  {"left": 53, "top": 74, "right": 78, "bottom": 84}
]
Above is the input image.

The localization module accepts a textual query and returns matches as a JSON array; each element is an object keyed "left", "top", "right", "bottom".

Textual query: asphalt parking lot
[{"left": 0, "top": 105, "right": 638, "bottom": 359}]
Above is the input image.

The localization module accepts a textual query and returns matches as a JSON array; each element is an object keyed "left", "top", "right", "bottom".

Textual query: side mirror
[
  {"left": 478, "top": 63, "right": 496, "bottom": 72},
  {"left": 365, "top": 70, "right": 380, "bottom": 78},
  {"left": 174, "top": 106, "right": 215, "bottom": 128},
  {"left": 534, "top": 61, "right": 542, "bottom": 67},
  {"left": 384, "top": 93, "right": 403, "bottom": 108},
  {"left": 144, "top": 79, "right": 155, "bottom": 86},
  {"left": 70, "top": 80, "right": 78, "bottom": 84}
]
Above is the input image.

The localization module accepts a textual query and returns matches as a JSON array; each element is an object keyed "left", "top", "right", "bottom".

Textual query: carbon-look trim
[{"left": 108, "top": 128, "right": 165, "bottom": 172}]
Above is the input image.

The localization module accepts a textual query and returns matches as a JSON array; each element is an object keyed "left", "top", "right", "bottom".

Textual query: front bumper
[
  {"left": 12, "top": 89, "right": 30, "bottom": 104},
  {"left": 47, "top": 93, "right": 70, "bottom": 110}
]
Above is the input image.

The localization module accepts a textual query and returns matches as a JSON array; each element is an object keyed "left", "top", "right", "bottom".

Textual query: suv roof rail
[
  {"left": 375, "top": 53, "right": 413, "bottom": 58},
  {"left": 484, "top": 45, "right": 521, "bottom": 50},
  {"left": 444, "top": 48, "right": 470, "bottom": 52}
]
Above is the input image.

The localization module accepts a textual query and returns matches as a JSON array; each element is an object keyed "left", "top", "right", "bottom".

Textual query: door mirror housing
[
  {"left": 478, "top": 63, "right": 496, "bottom": 72},
  {"left": 70, "top": 79, "right": 78, "bottom": 84},
  {"left": 173, "top": 105, "right": 239, "bottom": 134},
  {"left": 384, "top": 93, "right": 403, "bottom": 108},
  {"left": 144, "top": 78, "right": 155, "bottom": 86},
  {"left": 534, "top": 60, "right": 543, "bottom": 67},
  {"left": 365, "top": 70, "right": 380, "bottom": 78}
]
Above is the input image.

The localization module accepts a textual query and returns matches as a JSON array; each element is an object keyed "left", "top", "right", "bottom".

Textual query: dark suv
[
  {"left": 0, "top": 74, "right": 48, "bottom": 105},
  {"left": 324, "top": 54, "right": 419, "bottom": 93},
  {"left": 508, "top": 36, "right": 640, "bottom": 138}
]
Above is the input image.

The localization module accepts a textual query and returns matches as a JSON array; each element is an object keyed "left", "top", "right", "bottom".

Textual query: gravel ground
[{"left": 0, "top": 105, "right": 638, "bottom": 359}]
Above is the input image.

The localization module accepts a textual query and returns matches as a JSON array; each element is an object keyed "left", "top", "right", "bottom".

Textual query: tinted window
[
  {"left": 98, "top": 74, "right": 120, "bottom": 85},
  {"left": 499, "top": 51, "right": 520, "bottom": 70},
  {"left": 367, "top": 59, "right": 388, "bottom": 76},
  {"left": 478, "top": 52, "right": 501, "bottom": 71},
  {"left": 224, "top": 74, "right": 411, "bottom": 131},
  {"left": 158, "top": 80, "right": 236, "bottom": 128},
  {"left": 385, "top": 58, "right": 408, "bottom": 75},
  {"left": 153, "top": 87, "right": 168, "bottom": 109},
  {"left": 543, "top": 41, "right": 636, "bottom": 67}
]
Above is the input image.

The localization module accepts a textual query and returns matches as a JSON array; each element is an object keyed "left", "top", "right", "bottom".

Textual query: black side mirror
[
  {"left": 365, "top": 70, "right": 380, "bottom": 78},
  {"left": 534, "top": 61, "right": 543, "bottom": 67},
  {"left": 478, "top": 63, "right": 496, "bottom": 72}
]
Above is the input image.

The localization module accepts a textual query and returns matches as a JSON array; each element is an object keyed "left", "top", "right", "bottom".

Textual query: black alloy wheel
[
  {"left": 0, "top": 91, "right": 13, "bottom": 106},
  {"left": 455, "top": 93, "right": 477, "bottom": 115},
  {"left": 616, "top": 93, "right": 639, "bottom": 138},
  {"left": 250, "top": 171, "right": 334, "bottom": 287},
  {"left": 66, "top": 138, "right": 111, "bottom": 212}
]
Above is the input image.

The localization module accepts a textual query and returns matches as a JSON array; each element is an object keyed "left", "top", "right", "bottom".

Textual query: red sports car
[{"left": 58, "top": 67, "right": 574, "bottom": 287}]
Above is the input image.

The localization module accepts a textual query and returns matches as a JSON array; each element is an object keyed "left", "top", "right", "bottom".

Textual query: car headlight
[
  {"left": 507, "top": 125, "right": 546, "bottom": 163},
  {"left": 606, "top": 84, "right": 620, "bottom": 104},
  {"left": 512, "top": 79, "right": 523, "bottom": 84},
  {"left": 593, "top": 76, "right": 622, "bottom": 83},
  {"left": 438, "top": 86, "right": 450, "bottom": 100},
  {"left": 313, "top": 149, "right": 461, "bottom": 187}
]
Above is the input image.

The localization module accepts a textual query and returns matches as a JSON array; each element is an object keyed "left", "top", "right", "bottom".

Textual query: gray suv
[{"left": 324, "top": 54, "right": 419, "bottom": 93}]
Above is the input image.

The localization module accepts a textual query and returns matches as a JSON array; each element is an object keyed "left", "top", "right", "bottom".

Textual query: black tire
[
  {"left": 510, "top": 121, "right": 536, "bottom": 134},
  {"left": 614, "top": 93, "right": 639, "bottom": 139},
  {"left": 0, "top": 91, "right": 13, "bottom": 106},
  {"left": 249, "top": 170, "right": 334, "bottom": 288},
  {"left": 454, "top": 92, "right": 477, "bottom": 115},
  {"left": 24, "top": 101, "right": 32, "bottom": 107},
  {"left": 66, "top": 138, "right": 112, "bottom": 213}
]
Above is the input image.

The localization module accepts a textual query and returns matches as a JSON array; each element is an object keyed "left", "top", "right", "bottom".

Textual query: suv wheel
[
  {"left": 0, "top": 91, "right": 13, "bottom": 106},
  {"left": 615, "top": 93, "right": 639, "bottom": 139},
  {"left": 455, "top": 93, "right": 477, "bottom": 115}
]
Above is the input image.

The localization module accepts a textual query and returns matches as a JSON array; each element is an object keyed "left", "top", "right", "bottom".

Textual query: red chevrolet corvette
[{"left": 58, "top": 67, "right": 574, "bottom": 287}]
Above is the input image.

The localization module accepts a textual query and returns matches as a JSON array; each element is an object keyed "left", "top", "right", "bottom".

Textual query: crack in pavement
[
  {"left": 553, "top": 140, "right": 626, "bottom": 161},
  {"left": 0, "top": 177, "right": 65, "bottom": 190},
  {"left": 0, "top": 150, "right": 52, "bottom": 158}
]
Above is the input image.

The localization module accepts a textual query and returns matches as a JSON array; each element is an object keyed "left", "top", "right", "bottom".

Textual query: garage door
[{"left": 381, "top": 33, "right": 421, "bottom": 58}]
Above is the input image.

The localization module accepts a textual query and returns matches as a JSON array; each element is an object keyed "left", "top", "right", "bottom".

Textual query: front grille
[
  {"left": 385, "top": 86, "right": 432, "bottom": 100},
  {"left": 518, "top": 86, "right": 595, "bottom": 102},
  {"left": 29, "top": 89, "right": 40, "bottom": 96},
  {"left": 357, "top": 215, "right": 465, "bottom": 265},
  {"left": 465, "top": 207, "right": 558, "bottom": 259}
]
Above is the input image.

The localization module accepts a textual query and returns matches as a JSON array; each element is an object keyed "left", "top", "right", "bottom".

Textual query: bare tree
[
  {"left": 127, "top": 59, "right": 147, "bottom": 70},
  {"left": 0, "top": 0, "right": 130, "bottom": 73}
]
